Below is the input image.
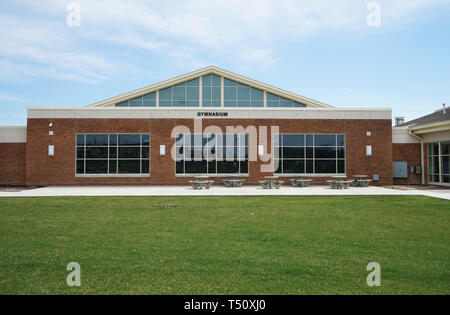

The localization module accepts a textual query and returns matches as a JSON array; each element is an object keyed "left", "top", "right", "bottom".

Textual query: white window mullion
[
  {"left": 199, "top": 76, "right": 203, "bottom": 107},
  {"left": 439, "top": 141, "right": 442, "bottom": 184},
  {"left": 156, "top": 90, "right": 159, "bottom": 108},
  {"left": 221, "top": 77, "right": 224, "bottom": 108}
]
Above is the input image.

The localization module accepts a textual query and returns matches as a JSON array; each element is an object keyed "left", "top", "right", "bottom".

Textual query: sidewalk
[{"left": 0, "top": 185, "right": 449, "bottom": 200}]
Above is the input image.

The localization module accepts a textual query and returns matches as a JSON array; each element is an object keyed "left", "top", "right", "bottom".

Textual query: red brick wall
[
  {"left": 0, "top": 143, "right": 26, "bottom": 185},
  {"left": 392, "top": 143, "right": 422, "bottom": 185},
  {"left": 25, "top": 118, "right": 393, "bottom": 186}
]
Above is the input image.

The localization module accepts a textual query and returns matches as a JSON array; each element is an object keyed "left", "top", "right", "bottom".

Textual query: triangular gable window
[{"left": 115, "top": 73, "right": 307, "bottom": 108}]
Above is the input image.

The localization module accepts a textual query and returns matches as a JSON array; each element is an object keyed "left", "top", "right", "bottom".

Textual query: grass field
[{"left": 0, "top": 196, "right": 449, "bottom": 295}]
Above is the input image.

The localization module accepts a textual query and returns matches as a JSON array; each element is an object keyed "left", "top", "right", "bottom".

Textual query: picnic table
[
  {"left": 328, "top": 176, "right": 352, "bottom": 190},
  {"left": 259, "top": 176, "right": 284, "bottom": 189},
  {"left": 223, "top": 178, "right": 245, "bottom": 187},
  {"left": 288, "top": 176, "right": 312, "bottom": 187},
  {"left": 353, "top": 175, "right": 372, "bottom": 187},
  {"left": 190, "top": 176, "right": 214, "bottom": 190}
]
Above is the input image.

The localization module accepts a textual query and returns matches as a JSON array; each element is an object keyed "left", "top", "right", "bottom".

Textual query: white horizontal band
[
  {"left": 28, "top": 107, "right": 392, "bottom": 120},
  {"left": 0, "top": 126, "right": 27, "bottom": 143}
]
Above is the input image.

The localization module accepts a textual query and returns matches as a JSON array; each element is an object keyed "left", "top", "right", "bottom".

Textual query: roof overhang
[
  {"left": 87, "top": 66, "right": 333, "bottom": 109},
  {"left": 408, "top": 120, "right": 450, "bottom": 135}
]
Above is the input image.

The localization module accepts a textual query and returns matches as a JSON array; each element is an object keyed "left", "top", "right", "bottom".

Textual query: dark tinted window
[
  {"left": 86, "top": 160, "right": 108, "bottom": 174},
  {"left": 314, "top": 135, "right": 336, "bottom": 147},
  {"left": 119, "top": 134, "right": 141, "bottom": 146},
  {"left": 76, "top": 134, "right": 150, "bottom": 175},
  {"left": 86, "top": 134, "right": 108, "bottom": 146},
  {"left": 283, "top": 134, "right": 304, "bottom": 146}
]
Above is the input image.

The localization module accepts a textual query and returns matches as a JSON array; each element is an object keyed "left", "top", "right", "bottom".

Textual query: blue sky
[{"left": 0, "top": 0, "right": 449, "bottom": 126}]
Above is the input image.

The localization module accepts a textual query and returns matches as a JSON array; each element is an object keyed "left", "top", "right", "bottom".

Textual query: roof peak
[{"left": 87, "top": 66, "right": 333, "bottom": 109}]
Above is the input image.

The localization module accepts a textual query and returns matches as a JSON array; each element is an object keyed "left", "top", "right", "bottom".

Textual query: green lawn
[{"left": 0, "top": 196, "right": 449, "bottom": 295}]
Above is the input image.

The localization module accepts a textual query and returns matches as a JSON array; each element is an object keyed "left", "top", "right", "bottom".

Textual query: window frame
[
  {"left": 174, "top": 133, "right": 250, "bottom": 177},
  {"left": 115, "top": 76, "right": 309, "bottom": 108},
  {"left": 428, "top": 141, "right": 450, "bottom": 185},
  {"left": 75, "top": 133, "right": 150, "bottom": 178},
  {"left": 273, "top": 133, "right": 346, "bottom": 176}
]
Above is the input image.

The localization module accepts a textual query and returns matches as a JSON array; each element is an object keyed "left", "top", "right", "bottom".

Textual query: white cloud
[
  {"left": 0, "top": 92, "right": 24, "bottom": 102},
  {"left": 1, "top": 0, "right": 449, "bottom": 81},
  {"left": 0, "top": 14, "right": 115, "bottom": 83}
]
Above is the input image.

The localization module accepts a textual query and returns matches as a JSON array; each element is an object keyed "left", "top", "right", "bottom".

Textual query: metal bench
[
  {"left": 259, "top": 181, "right": 270, "bottom": 189},
  {"left": 359, "top": 179, "right": 372, "bottom": 187},
  {"left": 328, "top": 180, "right": 352, "bottom": 190},
  {"left": 297, "top": 179, "right": 312, "bottom": 187},
  {"left": 342, "top": 180, "right": 353, "bottom": 189},
  {"left": 260, "top": 180, "right": 284, "bottom": 189},
  {"left": 273, "top": 181, "right": 284, "bottom": 189},
  {"left": 189, "top": 180, "right": 214, "bottom": 190},
  {"left": 223, "top": 179, "right": 245, "bottom": 187},
  {"left": 327, "top": 180, "right": 338, "bottom": 189}
]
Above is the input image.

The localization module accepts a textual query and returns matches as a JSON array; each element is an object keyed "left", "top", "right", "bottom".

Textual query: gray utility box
[{"left": 393, "top": 162, "right": 408, "bottom": 178}]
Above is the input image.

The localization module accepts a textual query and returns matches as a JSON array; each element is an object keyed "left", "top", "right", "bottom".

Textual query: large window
[
  {"left": 274, "top": 134, "right": 345, "bottom": 174},
  {"left": 428, "top": 141, "right": 450, "bottom": 184},
  {"left": 202, "top": 74, "right": 221, "bottom": 107},
  {"left": 175, "top": 133, "right": 249, "bottom": 175},
  {"left": 267, "top": 93, "right": 306, "bottom": 108},
  {"left": 159, "top": 78, "right": 200, "bottom": 107},
  {"left": 76, "top": 134, "right": 150, "bottom": 175},
  {"left": 224, "top": 78, "right": 264, "bottom": 108},
  {"left": 116, "top": 92, "right": 156, "bottom": 107},
  {"left": 115, "top": 75, "right": 310, "bottom": 108}
]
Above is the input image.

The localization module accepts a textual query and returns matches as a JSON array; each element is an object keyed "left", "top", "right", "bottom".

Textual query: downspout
[{"left": 408, "top": 128, "right": 425, "bottom": 185}]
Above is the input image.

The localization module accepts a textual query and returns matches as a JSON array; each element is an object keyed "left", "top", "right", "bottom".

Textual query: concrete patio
[{"left": 0, "top": 185, "right": 449, "bottom": 200}]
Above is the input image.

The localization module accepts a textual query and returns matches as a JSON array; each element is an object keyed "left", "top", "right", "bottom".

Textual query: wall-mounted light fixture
[
  {"left": 366, "top": 145, "right": 373, "bottom": 157},
  {"left": 48, "top": 145, "right": 55, "bottom": 157},
  {"left": 160, "top": 145, "right": 166, "bottom": 156}
]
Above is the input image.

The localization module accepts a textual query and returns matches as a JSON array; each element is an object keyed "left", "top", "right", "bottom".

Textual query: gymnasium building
[{"left": 0, "top": 66, "right": 448, "bottom": 187}]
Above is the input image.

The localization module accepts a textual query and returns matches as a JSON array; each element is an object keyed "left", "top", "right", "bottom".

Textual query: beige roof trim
[
  {"left": 392, "top": 126, "right": 421, "bottom": 144},
  {"left": 409, "top": 120, "right": 450, "bottom": 135},
  {"left": 27, "top": 107, "right": 390, "bottom": 120},
  {"left": 0, "top": 126, "right": 27, "bottom": 143},
  {"left": 87, "top": 66, "right": 333, "bottom": 108}
]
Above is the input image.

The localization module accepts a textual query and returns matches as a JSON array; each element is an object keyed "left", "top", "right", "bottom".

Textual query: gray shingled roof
[{"left": 398, "top": 107, "right": 450, "bottom": 127}]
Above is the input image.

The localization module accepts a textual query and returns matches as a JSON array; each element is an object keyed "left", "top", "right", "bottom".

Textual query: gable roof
[
  {"left": 87, "top": 66, "right": 333, "bottom": 108},
  {"left": 398, "top": 107, "right": 450, "bottom": 127}
]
